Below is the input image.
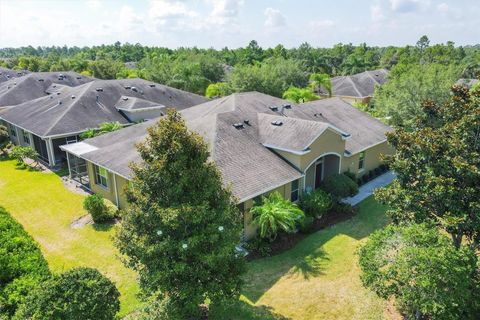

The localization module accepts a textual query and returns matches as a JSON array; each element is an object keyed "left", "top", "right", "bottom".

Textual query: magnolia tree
[
  {"left": 115, "top": 110, "right": 245, "bottom": 318},
  {"left": 375, "top": 85, "right": 480, "bottom": 249}
]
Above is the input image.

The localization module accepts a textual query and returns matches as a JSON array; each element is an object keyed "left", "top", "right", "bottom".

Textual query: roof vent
[
  {"left": 271, "top": 120, "right": 283, "bottom": 126},
  {"left": 58, "top": 100, "right": 62, "bottom": 105},
  {"left": 243, "top": 119, "right": 250, "bottom": 126},
  {"left": 58, "top": 75, "right": 64, "bottom": 80},
  {"left": 16, "top": 72, "right": 22, "bottom": 75},
  {"left": 50, "top": 96, "right": 53, "bottom": 99},
  {"left": 131, "top": 87, "right": 138, "bottom": 92},
  {"left": 52, "top": 85, "right": 57, "bottom": 88},
  {"left": 56, "top": 92, "right": 61, "bottom": 95},
  {"left": 95, "top": 88, "right": 103, "bottom": 92},
  {"left": 71, "top": 95, "right": 76, "bottom": 99},
  {"left": 76, "top": 76, "right": 82, "bottom": 79},
  {"left": 269, "top": 106, "right": 279, "bottom": 111},
  {"left": 233, "top": 123, "right": 244, "bottom": 129},
  {"left": 7, "top": 86, "right": 10, "bottom": 89},
  {"left": 122, "top": 97, "right": 129, "bottom": 101},
  {"left": 6, "top": 75, "right": 10, "bottom": 78},
  {"left": 124, "top": 86, "right": 131, "bottom": 90},
  {"left": 38, "top": 78, "right": 44, "bottom": 82},
  {"left": 283, "top": 104, "right": 292, "bottom": 109},
  {"left": 314, "top": 113, "right": 323, "bottom": 117},
  {"left": 149, "top": 83, "right": 156, "bottom": 87}
]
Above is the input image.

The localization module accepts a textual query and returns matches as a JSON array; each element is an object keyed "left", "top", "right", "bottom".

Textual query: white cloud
[
  {"left": 86, "top": 0, "right": 102, "bottom": 9},
  {"left": 210, "top": 0, "right": 244, "bottom": 17},
  {"left": 309, "top": 19, "right": 335, "bottom": 28},
  {"left": 389, "top": 0, "right": 429, "bottom": 13},
  {"left": 371, "top": 5, "right": 386, "bottom": 22},
  {"left": 148, "top": 0, "right": 199, "bottom": 31},
  {"left": 264, "top": 7, "right": 286, "bottom": 28}
]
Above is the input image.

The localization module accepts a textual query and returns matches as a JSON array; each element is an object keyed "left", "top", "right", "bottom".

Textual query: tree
[
  {"left": 282, "top": 86, "right": 319, "bottom": 103},
  {"left": 14, "top": 267, "right": 120, "bottom": 320},
  {"left": 205, "top": 82, "right": 232, "bottom": 98},
  {"left": 309, "top": 73, "right": 332, "bottom": 97},
  {"left": 115, "top": 110, "right": 246, "bottom": 318},
  {"left": 10, "top": 146, "right": 39, "bottom": 167},
  {"left": 358, "top": 224, "right": 479, "bottom": 319},
  {"left": 251, "top": 191, "right": 305, "bottom": 241},
  {"left": 373, "top": 63, "right": 461, "bottom": 129},
  {"left": 79, "top": 122, "right": 122, "bottom": 140},
  {"left": 375, "top": 85, "right": 480, "bottom": 249}
]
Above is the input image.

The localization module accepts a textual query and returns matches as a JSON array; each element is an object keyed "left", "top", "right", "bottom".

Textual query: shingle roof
[
  {"left": 319, "top": 69, "right": 389, "bottom": 98},
  {"left": 63, "top": 92, "right": 391, "bottom": 201},
  {"left": 456, "top": 78, "right": 479, "bottom": 89},
  {"left": 300, "top": 98, "right": 392, "bottom": 154},
  {"left": 0, "top": 78, "right": 208, "bottom": 137},
  {"left": 0, "top": 71, "right": 93, "bottom": 107},
  {"left": 0, "top": 67, "right": 29, "bottom": 83}
]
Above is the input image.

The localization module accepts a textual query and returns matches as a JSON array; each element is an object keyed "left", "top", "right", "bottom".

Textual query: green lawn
[
  {"left": 0, "top": 158, "right": 394, "bottom": 319},
  {"left": 0, "top": 159, "right": 141, "bottom": 316}
]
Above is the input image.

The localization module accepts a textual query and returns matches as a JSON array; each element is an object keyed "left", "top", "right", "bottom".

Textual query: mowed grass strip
[{"left": 0, "top": 159, "right": 140, "bottom": 316}]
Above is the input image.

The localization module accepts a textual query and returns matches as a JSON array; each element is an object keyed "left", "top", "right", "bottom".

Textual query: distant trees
[
  {"left": 115, "top": 110, "right": 245, "bottom": 318},
  {"left": 309, "top": 73, "right": 332, "bottom": 97},
  {"left": 373, "top": 63, "right": 461, "bottom": 128}
]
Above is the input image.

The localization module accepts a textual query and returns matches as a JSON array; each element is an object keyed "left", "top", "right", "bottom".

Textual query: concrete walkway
[{"left": 342, "top": 171, "right": 396, "bottom": 206}]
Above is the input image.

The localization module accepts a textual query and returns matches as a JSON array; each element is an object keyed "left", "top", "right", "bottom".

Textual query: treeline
[{"left": 0, "top": 37, "right": 479, "bottom": 96}]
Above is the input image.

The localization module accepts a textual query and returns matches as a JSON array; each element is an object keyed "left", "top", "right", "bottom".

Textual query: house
[
  {"left": 61, "top": 92, "right": 393, "bottom": 239},
  {"left": 0, "top": 71, "right": 93, "bottom": 108},
  {"left": 0, "top": 78, "right": 208, "bottom": 166},
  {"left": 0, "top": 67, "right": 29, "bottom": 84},
  {"left": 318, "top": 69, "right": 389, "bottom": 104}
]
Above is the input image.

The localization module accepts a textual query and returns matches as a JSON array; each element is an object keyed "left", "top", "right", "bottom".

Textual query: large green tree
[
  {"left": 115, "top": 110, "right": 245, "bottom": 318},
  {"left": 358, "top": 223, "right": 479, "bottom": 319},
  {"left": 375, "top": 85, "right": 480, "bottom": 249},
  {"left": 373, "top": 63, "right": 461, "bottom": 129}
]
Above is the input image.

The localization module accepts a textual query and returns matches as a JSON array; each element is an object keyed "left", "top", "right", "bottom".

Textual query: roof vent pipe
[{"left": 96, "top": 95, "right": 99, "bottom": 102}]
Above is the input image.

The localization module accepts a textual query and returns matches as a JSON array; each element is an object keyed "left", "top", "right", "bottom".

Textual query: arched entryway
[{"left": 304, "top": 153, "right": 341, "bottom": 192}]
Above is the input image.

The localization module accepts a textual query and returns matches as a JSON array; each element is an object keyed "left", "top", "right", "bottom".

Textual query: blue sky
[{"left": 0, "top": 0, "right": 478, "bottom": 48}]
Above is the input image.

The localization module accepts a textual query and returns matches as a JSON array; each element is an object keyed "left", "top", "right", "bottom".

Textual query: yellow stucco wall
[
  {"left": 341, "top": 141, "right": 394, "bottom": 177},
  {"left": 86, "top": 162, "right": 129, "bottom": 209}
]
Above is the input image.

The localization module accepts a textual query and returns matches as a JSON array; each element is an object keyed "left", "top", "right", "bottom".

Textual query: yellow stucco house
[{"left": 62, "top": 92, "right": 393, "bottom": 239}]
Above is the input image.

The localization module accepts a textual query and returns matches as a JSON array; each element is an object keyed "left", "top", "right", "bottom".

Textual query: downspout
[{"left": 112, "top": 173, "right": 120, "bottom": 208}]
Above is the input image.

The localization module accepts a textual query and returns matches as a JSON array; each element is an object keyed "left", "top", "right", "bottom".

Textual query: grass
[
  {"left": 0, "top": 159, "right": 141, "bottom": 316},
  {"left": 0, "top": 157, "right": 394, "bottom": 319},
  {"left": 213, "top": 196, "right": 394, "bottom": 319}
]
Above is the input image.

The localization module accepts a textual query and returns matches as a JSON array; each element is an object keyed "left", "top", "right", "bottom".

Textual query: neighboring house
[
  {"left": 318, "top": 69, "right": 389, "bottom": 104},
  {"left": 0, "top": 78, "right": 208, "bottom": 167},
  {"left": 61, "top": 92, "right": 393, "bottom": 239},
  {"left": 0, "top": 67, "right": 29, "bottom": 84},
  {"left": 0, "top": 71, "right": 93, "bottom": 108},
  {"left": 456, "top": 78, "right": 479, "bottom": 89}
]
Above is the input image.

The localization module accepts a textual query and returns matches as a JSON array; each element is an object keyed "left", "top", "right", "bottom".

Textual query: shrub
[
  {"left": 379, "top": 164, "right": 388, "bottom": 172},
  {"left": 343, "top": 170, "right": 357, "bottom": 183},
  {"left": 0, "top": 125, "right": 9, "bottom": 151},
  {"left": 83, "top": 194, "right": 116, "bottom": 223},
  {"left": 251, "top": 191, "right": 305, "bottom": 241},
  {"left": 9, "top": 146, "right": 39, "bottom": 166},
  {"left": 362, "top": 174, "right": 370, "bottom": 184},
  {"left": 374, "top": 167, "right": 382, "bottom": 176},
  {"left": 332, "top": 202, "right": 355, "bottom": 215},
  {"left": 245, "top": 237, "right": 272, "bottom": 257},
  {"left": 299, "top": 216, "right": 315, "bottom": 234},
  {"left": 0, "top": 207, "right": 50, "bottom": 317},
  {"left": 299, "top": 189, "right": 332, "bottom": 218},
  {"left": 14, "top": 267, "right": 120, "bottom": 320},
  {"left": 322, "top": 173, "right": 359, "bottom": 201}
]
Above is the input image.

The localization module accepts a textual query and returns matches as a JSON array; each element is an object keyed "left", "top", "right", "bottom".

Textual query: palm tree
[
  {"left": 309, "top": 73, "right": 332, "bottom": 97},
  {"left": 99, "top": 121, "right": 122, "bottom": 134},
  {"left": 251, "top": 191, "right": 305, "bottom": 241},
  {"left": 282, "top": 87, "right": 319, "bottom": 103}
]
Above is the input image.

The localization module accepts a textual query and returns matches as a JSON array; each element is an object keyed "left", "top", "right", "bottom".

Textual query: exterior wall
[
  {"left": 122, "top": 109, "right": 163, "bottom": 122},
  {"left": 341, "top": 141, "right": 394, "bottom": 177},
  {"left": 339, "top": 96, "right": 371, "bottom": 105},
  {"left": 86, "top": 162, "right": 130, "bottom": 209}
]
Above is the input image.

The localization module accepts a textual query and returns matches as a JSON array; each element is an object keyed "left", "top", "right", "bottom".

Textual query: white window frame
[
  {"left": 94, "top": 165, "right": 108, "bottom": 189},
  {"left": 358, "top": 151, "right": 366, "bottom": 171},
  {"left": 22, "top": 130, "right": 30, "bottom": 144}
]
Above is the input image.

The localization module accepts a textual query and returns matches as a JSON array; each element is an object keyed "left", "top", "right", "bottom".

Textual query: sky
[{"left": 0, "top": 0, "right": 479, "bottom": 49}]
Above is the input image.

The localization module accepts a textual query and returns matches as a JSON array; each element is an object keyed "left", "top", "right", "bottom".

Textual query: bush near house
[
  {"left": 321, "top": 173, "right": 359, "bottom": 201},
  {"left": 251, "top": 191, "right": 305, "bottom": 241},
  {"left": 83, "top": 194, "right": 117, "bottom": 223},
  {"left": 298, "top": 189, "right": 333, "bottom": 218},
  {"left": 9, "top": 146, "right": 39, "bottom": 167},
  {"left": 0, "top": 207, "right": 51, "bottom": 317},
  {"left": 0, "top": 125, "right": 9, "bottom": 152},
  {"left": 14, "top": 267, "right": 120, "bottom": 320}
]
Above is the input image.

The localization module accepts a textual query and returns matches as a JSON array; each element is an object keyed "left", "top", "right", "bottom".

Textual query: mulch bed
[{"left": 246, "top": 208, "right": 358, "bottom": 261}]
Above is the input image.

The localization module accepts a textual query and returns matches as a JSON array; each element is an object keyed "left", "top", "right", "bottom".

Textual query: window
[
  {"left": 253, "top": 195, "right": 262, "bottom": 205},
  {"left": 22, "top": 130, "right": 30, "bottom": 144},
  {"left": 10, "top": 127, "right": 16, "bottom": 137},
  {"left": 66, "top": 136, "right": 78, "bottom": 144},
  {"left": 358, "top": 151, "right": 366, "bottom": 170},
  {"left": 94, "top": 165, "right": 108, "bottom": 188},
  {"left": 291, "top": 179, "right": 299, "bottom": 202}
]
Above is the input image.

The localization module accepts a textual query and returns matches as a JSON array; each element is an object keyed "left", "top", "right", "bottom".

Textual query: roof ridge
[{"left": 346, "top": 75, "right": 362, "bottom": 97}]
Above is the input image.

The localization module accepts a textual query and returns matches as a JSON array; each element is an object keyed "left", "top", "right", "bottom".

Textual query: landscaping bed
[{"left": 247, "top": 206, "right": 357, "bottom": 260}]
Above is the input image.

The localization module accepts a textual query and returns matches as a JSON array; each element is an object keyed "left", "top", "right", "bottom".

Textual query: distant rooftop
[
  {"left": 319, "top": 69, "right": 389, "bottom": 98},
  {"left": 0, "top": 67, "right": 29, "bottom": 84}
]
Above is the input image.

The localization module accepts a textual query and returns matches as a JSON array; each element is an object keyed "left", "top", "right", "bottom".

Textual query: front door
[{"left": 315, "top": 161, "right": 323, "bottom": 189}]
